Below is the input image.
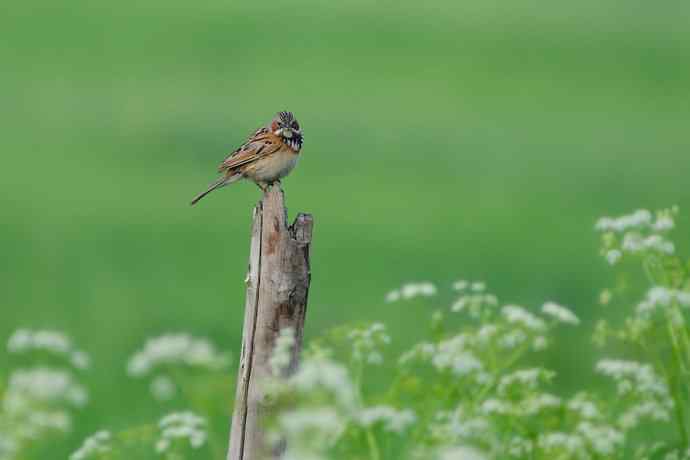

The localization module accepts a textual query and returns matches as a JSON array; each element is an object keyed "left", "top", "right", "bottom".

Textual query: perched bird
[{"left": 191, "top": 111, "right": 303, "bottom": 205}]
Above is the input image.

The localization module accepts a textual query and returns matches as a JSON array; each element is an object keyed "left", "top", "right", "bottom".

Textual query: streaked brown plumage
[{"left": 191, "top": 111, "right": 303, "bottom": 205}]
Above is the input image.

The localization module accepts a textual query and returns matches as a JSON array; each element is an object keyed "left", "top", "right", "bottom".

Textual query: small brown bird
[{"left": 191, "top": 111, "right": 303, "bottom": 205}]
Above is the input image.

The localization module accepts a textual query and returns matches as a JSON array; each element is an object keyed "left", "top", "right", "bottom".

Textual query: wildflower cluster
[
  {"left": 265, "top": 208, "right": 690, "bottom": 459},
  {"left": 450, "top": 280, "right": 497, "bottom": 318},
  {"left": 595, "top": 360, "right": 672, "bottom": 430},
  {"left": 62, "top": 333, "right": 228, "bottom": 459},
  {"left": 155, "top": 411, "right": 208, "bottom": 454},
  {"left": 593, "top": 208, "right": 690, "bottom": 457},
  {"left": 127, "top": 333, "right": 230, "bottom": 377},
  {"left": 2, "top": 206, "right": 689, "bottom": 460},
  {"left": 596, "top": 207, "right": 677, "bottom": 265},
  {"left": 385, "top": 282, "right": 437, "bottom": 303},
  {"left": 127, "top": 333, "right": 231, "bottom": 402},
  {"left": 70, "top": 430, "right": 111, "bottom": 460},
  {"left": 0, "top": 330, "right": 90, "bottom": 459},
  {"left": 348, "top": 322, "right": 391, "bottom": 366},
  {"left": 266, "top": 349, "right": 356, "bottom": 459},
  {"left": 8, "top": 329, "right": 90, "bottom": 369},
  {"left": 267, "top": 281, "right": 593, "bottom": 459}
]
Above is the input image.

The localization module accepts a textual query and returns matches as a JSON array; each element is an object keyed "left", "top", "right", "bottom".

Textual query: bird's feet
[{"left": 257, "top": 180, "right": 281, "bottom": 192}]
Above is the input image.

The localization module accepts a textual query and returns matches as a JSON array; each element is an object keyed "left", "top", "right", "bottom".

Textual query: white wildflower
[
  {"left": 289, "top": 358, "right": 357, "bottom": 411},
  {"left": 596, "top": 359, "right": 670, "bottom": 399},
  {"left": 451, "top": 292, "right": 498, "bottom": 318},
  {"left": 619, "top": 400, "right": 672, "bottom": 429},
  {"left": 437, "top": 446, "right": 488, "bottom": 460},
  {"left": 599, "top": 289, "right": 612, "bottom": 305},
  {"left": 348, "top": 323, "right": 390, "bottom": 365},
  {"left": 532, "top": 336, "right": 548, "bottom": 350},
  {"left": 385, "top": 282, "right": 436, "bottom": 302},
  {"left": 595, "top": 209, "right": 652, "bottom": 233},
  {"left": 471, "top": 282, "right": 486, "bottom": 292},
  {"left": 538, "top": 431, "right": 585, "bottom": 453},
  {"left": 622, "top": 233, "right": 674, "bottom": 255},
  {"left": 432, "top": 335, "right": 483, "bottom": 376},
  {"left": 480, "top": 399, "right": 512, "bottom": 415},
  {"left": 679, "top": 291, "right": 690, "bottom": 306},
  {"left": 636, "top": 286, "right": 671, "bottom": 319},
  {"left": 567, "top": 393, "right": 601, "bottom": 420},
  {"left": 499, "top": 330, "right": 527, "bottom": 348},
  {"left": 501, "top": 305, "right": 546, "bottom": 331},
  {"left": 277, "top": 407, "right": 345, "bottom": 448},
  {"left": 70, "top": 430, "right": 111, "bottom": 460},
  {"left": 451, "top": 297, "right": 468, "bottom": 313},
  {"left": 70, "top": 351, "right": 90, "bottom": 370},
  {"left": 7, "top": 329, "right": 90, "bottom": 370},
  {"left": 577, "top": 422, "right": 624, "bottom": 455},
  {"left": 1, "top": 368, "right": 85, "bottom": 444},
  {"left": 4, "top": 368, "right": 88, "bottom": 412},
  {"left": 596, "top": 359, "right": 672, "bottom": 428},
  {"left": 597, "top": 208, "right": 677, "bottom": 262},
  {"left": 653, "top": 215, "right": 675, "bottom": 232},
  {"left": 156, "top": 412, "right": 207, "bottom": 453},
  {"left": 0, "top": 435, "right": 18, "bottom": 459},
  {"left": 399, "top": 342, "right": 435, "bottom": 365},
  {"left": 476, "top": 324, "right": 498, "bottom": 343},
  {"left": 13, "top": 411, "right": 72, "bottom": 439},
  {"left": 385, "top": 290, "right": 401, "bottom": 303},
  {"left": 606, "top": 249, "right": 622, "bottom": 265},
  {"left": 497, "top": 368, "right": 552, "bottom": 396},
  {"left": 541, "top": 302, "right": 580, "bottom": 325},
  {"left": 521, "top": 393, "right": 561, "bottom": 415},
  {"left": 507, "top": 436, "right": 533, "bottom": 456},
  {"left": 150, "top": 375, "right": 176, "bottom": 401},
  {"left": 357, "top": 406, "right": 416, "bottom": 433},
  {"left": 452, "top": 280, "right": 469, "bottom": 291},
  {"left": 430, "top": 408, "right": 489, "bottom": 441},
  {"left": 127, "top": 334, "right": 229, "bottom": 377},
  {"left": 270, "top": 327, "right": 296, "bottom": 376},
  {"left": 8, "top": 329, "right": 69, "bottom": 354},
  {"left": 637, "top": 287, "right": 690, "bottom": 319}
]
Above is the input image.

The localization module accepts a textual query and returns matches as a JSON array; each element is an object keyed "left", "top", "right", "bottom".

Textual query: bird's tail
[{"left": 190, "top": 175, "right": 240, "bottom": 205}]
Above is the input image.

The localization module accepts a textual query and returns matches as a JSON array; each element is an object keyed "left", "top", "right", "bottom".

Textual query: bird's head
[{"left": 271, "top": 111, "right": 303, "bottom": 151}]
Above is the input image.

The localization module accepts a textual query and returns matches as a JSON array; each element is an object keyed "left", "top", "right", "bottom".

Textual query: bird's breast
[{"left": 245, "top": 149, "right": 299, "bottom": 182}]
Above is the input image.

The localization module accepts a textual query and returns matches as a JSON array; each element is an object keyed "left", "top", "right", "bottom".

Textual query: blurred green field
[{"left": 1, "top": 0, "right": 690, "bottom": 454}]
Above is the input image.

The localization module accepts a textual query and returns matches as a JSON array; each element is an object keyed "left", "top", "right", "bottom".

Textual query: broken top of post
[{"left": 228, "top": 185, "right": 313, "bottom": 460}]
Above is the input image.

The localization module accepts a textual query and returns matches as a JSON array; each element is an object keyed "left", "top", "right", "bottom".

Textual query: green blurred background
[{"left": 1, "top": 0, "right": 689, "bottom": 454}]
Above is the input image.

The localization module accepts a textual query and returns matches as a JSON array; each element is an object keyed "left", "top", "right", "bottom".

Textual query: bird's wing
[{"left": 218, "top": 128, "right": 283, "bottom": 172}]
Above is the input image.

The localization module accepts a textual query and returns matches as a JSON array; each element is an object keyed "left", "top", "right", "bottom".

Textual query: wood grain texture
[{"left": 227, "top": 185, "right": 313, "bottom": 460}]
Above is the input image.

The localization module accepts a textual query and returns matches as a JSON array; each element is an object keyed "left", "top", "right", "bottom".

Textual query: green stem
[
  {"left": 352, "top": 359, "right": 381, "bottom": 460},
  {"left": 641, "top": 255, "right": 688, "bottom": 446},
  {"left": 667, "top": 319, "right": 690, "bottom": 447},
  {"left": 671, "top": 378, "right": 688, "bottom": 448},
  {"left": 642, "top": 258, "right": 658, "bottom": 285},
  {"left": 472, "top": 341, "right": 531, "bottom": 405},
  {"left": 366, "top": 429, "right": 382, "bottom": 460},
  {"left": 676, "top": 308, "right": 690, "bottom": 368}
]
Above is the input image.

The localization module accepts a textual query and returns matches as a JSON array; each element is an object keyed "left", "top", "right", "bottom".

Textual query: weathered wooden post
[{"left": 227, "top": 185, "right": 313, "bottom": 460}]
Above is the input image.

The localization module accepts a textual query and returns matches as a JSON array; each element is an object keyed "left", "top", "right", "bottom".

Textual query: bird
[{"left": 190, "top": 111, "right": 303, "bottom": 205}]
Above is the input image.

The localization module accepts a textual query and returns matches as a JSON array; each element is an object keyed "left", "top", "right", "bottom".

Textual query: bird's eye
[{"left": 291, "top": 121, "right": 299, "bottom": 130}]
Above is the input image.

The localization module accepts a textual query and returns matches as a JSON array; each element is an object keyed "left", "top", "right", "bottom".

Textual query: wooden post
[{"left": 228, "top": 185, "right": 313, "bottom": 460}]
